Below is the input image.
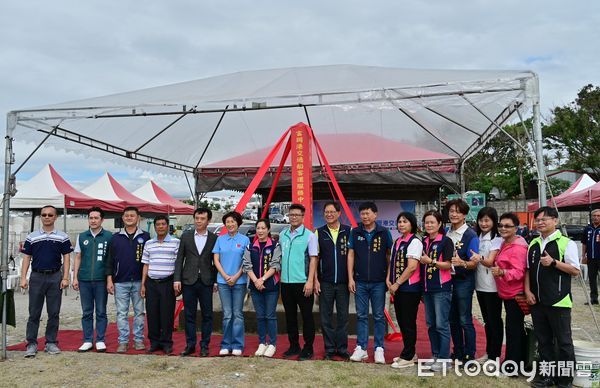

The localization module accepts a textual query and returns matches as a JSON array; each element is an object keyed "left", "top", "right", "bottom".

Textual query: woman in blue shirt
[{"left": 213, "top": 211, "right": 250, "bottom": 356}]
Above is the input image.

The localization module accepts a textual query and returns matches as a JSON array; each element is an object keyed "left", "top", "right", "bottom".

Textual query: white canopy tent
[{"left": 1, "top": 65, "right": 547, "bottom": 357}]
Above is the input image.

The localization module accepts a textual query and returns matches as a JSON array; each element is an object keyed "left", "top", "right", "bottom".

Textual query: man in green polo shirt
[{"left": 72, "top": 207, "right": 112, "bottom": 353}]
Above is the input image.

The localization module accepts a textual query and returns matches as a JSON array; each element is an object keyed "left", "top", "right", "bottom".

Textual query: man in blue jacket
[
  {"left": 72, "top": 207, "right": 112, "bottom": 353},
  {"left": 106, "top": 207, "right": 151, "bottom": 353},
  {"left": 315, "top": 201, "right": 351, "bottom": 360},
  {"left": 446, "top": 198, "right": 479, "bottom": 364},
  {"left": 348, "top": 202, "right": 392, "bottom": 364},
  {"left": 582, "top": 209, "right": 600, "bottom": 305}
]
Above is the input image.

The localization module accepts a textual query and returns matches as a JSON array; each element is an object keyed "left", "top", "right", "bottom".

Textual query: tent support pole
[
  {"left": 194, "top": 106, "right": 229, "bottom": 170},
  {"left": 2, "top": 113, "right": 16, "bottom": 360},
  {"left": 183, "top": 172, "right": 196, "bottom": 208},
  {"left": 12, "top": 124, "right": 59, "bottom": 176},
  {"left": 532, "top": 97, "right": 546, "bottom": 206},
  {"left": 459, "top": 160, "right": 466, "bottom": 194}
]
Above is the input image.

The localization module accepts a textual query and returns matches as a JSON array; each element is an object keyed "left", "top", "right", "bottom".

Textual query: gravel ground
[{"left": 1, "top": 274, "right": 598, "bottom": 387}]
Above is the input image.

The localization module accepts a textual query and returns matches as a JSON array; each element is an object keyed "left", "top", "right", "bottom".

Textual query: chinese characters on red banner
[{"left": 291, "top": 123, "right": 313, "bottom": 229}]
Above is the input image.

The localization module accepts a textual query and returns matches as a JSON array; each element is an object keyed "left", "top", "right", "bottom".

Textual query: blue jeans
[
  {"left": 218, "top": 283, "right": 246, "bottom": 350},
  {"left": 424, "top": 291, "right": 452, "bottom": 359},
  {"left": 79, "top": 280, "right": 108, "bottom": 342},
  {"left": 250, "top": 287, "right": 279, "bottom": 346},
  {"left": 355, "top": 281, "right": 386, "bottom": 349},
  {"left": 449, "top": 279, "right": 476, "bottom": 359},
  {"left": 114, "top": 281, "right": 145, "bottom": 344}
]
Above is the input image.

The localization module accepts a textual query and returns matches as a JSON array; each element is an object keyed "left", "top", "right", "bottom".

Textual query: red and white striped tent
[
  {"left": 81, "top": 173, "right": 166, "bottom": 214},
  {"left": 10, "top": 164, "right": 122, "bottom": 213},
  {"left": 132, "top": 180, "right": 193, "bottom": 215}
]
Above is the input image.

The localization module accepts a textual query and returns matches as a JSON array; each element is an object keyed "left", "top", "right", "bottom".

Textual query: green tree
[
  {"left": 464, "top": 122, "right": 533, "bottom": 199},
  {"left": 543, "top": 84, "right": 600, "bottom": 177}
]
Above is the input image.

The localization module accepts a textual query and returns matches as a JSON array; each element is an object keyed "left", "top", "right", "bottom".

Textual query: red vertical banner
[{"left": 291, "top": 123, "right": 313, "bottom": 229}]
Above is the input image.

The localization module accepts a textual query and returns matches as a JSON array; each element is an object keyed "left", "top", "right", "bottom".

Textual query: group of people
[{"left": 19, "top": 199, "right": 583, "bottom": 386}]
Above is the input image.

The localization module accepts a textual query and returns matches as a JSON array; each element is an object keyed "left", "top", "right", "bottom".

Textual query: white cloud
[{"left": 1, "top": 0, "right": 599, "bottom": 190}]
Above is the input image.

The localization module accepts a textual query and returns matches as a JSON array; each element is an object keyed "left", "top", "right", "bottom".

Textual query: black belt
[
  {"left": 32, "top": 268, "right": 60, "bottom": 274},
  {"left": 148, "top": 275, "right": 174, "bottom": 283}
]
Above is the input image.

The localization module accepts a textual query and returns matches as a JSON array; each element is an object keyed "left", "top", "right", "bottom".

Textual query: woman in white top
[{"left": 471, "top": 207, "right": 503, "bottom": 361}]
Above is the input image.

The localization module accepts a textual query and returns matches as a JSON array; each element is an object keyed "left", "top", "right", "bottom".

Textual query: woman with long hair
[
  {"left": 472, "top": 207, "right": 504, "bottom": 361},
  {"left": 242, "top": 218, "right": 281, "bottom": 357}
]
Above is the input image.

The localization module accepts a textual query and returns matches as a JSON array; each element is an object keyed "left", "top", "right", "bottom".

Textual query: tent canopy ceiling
[{"left": 10, "top": 65, "right": 537, "bottom": 177}]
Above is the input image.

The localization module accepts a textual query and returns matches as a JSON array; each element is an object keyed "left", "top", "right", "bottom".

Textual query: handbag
[{"left": 514, "top": 293, "right": 531, "bottom": 315}]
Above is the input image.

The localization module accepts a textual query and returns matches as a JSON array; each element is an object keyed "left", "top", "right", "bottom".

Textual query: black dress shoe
[
  {"left": 299, "top": 347, "right": 314, "bottom": 361},
  {"left": 283, "top": 346, "right": 301, "bottom": 358},
  {"left": 323, "top": 352, "right": 335, "bottom": 360},
  {"left": 163, "top": 346, "right": 173, "bottom": 355},
  {"left": 147, "top": 344, "right": 162, "bottom": 353},
  {"left": 336, "top": 351, "right": 350, "bottom": 360},
  {"left": 180, "top": 346, "right": 195, "bottom": 356},
  {"left": 200, "top": 347, "right": 209, "bottom": 357},
  {"left": 531, "top": 376, "right": 556, "bottom": 388}
]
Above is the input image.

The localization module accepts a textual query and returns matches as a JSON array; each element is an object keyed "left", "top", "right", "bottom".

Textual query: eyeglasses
[
  {"left": 41, "top": 213, "right": 55, "bottom": 218},
  {"left": 535, "top": 217, "right": 556, "bottom": 223},
  {"left": 498, "top": 224, "right": 515, "bottom": 229},
  {"left": 288, "top": 213, "right": 303, "bottom": 218},
  {"left": 324, "top": 211, "right": 338, "bottom": 215}
]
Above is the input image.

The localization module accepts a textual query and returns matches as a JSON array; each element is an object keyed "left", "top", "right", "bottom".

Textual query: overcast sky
[{"left": 1, "top": 0, "right": 598, "bottom": 196}]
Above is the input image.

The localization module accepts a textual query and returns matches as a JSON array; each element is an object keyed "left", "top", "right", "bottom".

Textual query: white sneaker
[
  {"left": 219, "top": 348, "right": 230, "bottom": 356},
  {"left": 78, "top": 342, "right": 93, "bottom": 352},
  {"left": 350, "top": 346, "right": 368, "bottom": 362},
  {"left": 95, "top": 341, "right": 106, "bottom": 352},
  {"left": 393, "top": 354, "right": 418, "bottom": 363},
  {"left": 374, "top": 347, "right": 386, "bottom": 364},
  {"left": 431, "top": 360, "right": 451, "bottom": 372},
  {"left": 255, "top": 344, "right": 267, "bottom": 356},
  {"left": 232, "top": 349, "right": 243, "bottom": 356},
  {"left": 391, "top": 358, "right": 415, "bottom": 369},
  {"left": 263, "top": 345, "right": 276, "bottom": 358}
]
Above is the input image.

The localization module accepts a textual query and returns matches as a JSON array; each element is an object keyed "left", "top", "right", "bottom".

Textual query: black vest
[
  {"left": 317, "top": 224, "right": 351, "bottom": 283},
  {"left": 527, "top": 234, "right": 572, "bottom": 307}
]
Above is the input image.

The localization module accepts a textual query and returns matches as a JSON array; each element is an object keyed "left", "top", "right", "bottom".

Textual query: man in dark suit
[{"left": 174, "top": 207, "right": 218, "bottom": 357}]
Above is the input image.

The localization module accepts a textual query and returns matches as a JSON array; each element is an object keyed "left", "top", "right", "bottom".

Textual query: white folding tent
[
  {"left": 1, "top": 65, "right": 546, "bottom": 357},
  {"left": 132, "top": 181, "right": 194, "bottom": 215}
]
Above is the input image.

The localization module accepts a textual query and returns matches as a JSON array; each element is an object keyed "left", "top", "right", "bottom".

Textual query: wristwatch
[
  {"left": 550, "top": 259, "right": 557, "bottom": 267},
  {"left": 261, "top": 276, "right": 267, "bottom": 281}
]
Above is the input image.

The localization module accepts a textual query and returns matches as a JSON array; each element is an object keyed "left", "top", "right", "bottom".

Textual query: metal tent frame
[{"left": 0, "top": 65, "right": 547, "bottom": 359}]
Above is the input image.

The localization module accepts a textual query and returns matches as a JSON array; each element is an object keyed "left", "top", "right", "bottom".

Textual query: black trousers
[
  {"left": 27, "top": 271, "right": 62, "bottom": 345},
  {"left": 393, "top": 291, "right": 421, "bottom": 360},
  {"left": 182, "top": 280, "right": 213, "bottom": 349},
  {"left": 281, "top": 283, "right": 315, "bottom": 349},
  {"left": 503, "top": 298, "right": 525, "bottom": 368},
  {"left": 145, "top": 277, "right": 176, "bottom": 347},
  {"left": 319, "top": 281, "right": 349, "bottom": 354},
  {"left": 589, "top": 259, "right": 599, "bottom": 301},
  {"left": 531, "top": 304, "right": 576, "bottom": 385},
  {"left": 476, "top": 291, "right": 504, "bottom": 359}
]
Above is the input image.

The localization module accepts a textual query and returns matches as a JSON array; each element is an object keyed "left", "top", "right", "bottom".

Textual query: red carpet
[{"left": 8, "top": 307, "right": 488, "bottom": 362}]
